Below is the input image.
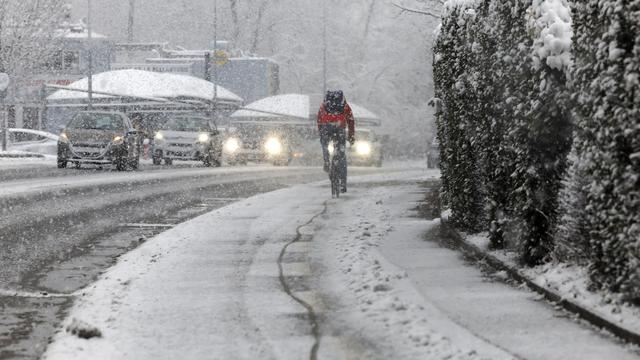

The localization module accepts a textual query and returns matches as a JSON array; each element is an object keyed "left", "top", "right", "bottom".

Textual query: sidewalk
[{"left": 42, "top": 169, "right": 639, "bottom": 360}]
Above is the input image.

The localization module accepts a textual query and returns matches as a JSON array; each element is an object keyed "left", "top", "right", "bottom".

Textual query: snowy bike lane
[{"left": 41, "top": 169, "right": 639, "bottom": 359}]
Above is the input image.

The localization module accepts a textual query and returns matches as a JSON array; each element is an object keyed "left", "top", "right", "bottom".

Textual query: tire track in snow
[{"left": 277, "top": 202, "right": 327, "bottom": 360}]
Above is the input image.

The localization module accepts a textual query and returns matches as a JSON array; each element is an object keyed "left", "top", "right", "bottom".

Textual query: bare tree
[{"left": 0, "top": 0, "right": 66, "bottom": 77}]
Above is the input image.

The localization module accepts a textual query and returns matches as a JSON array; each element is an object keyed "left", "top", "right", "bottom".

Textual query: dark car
[
  {"left": 222, "top": 124, "right": 293, "bottom": 166},
  {"left": 347, "top": 128, "right": 383, "bottom": 167},
  {"left": 57, "top": 111, "right": 141, "bottom": 171}
]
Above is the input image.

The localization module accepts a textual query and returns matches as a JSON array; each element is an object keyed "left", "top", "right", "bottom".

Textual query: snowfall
[{"left": 35, "top": 167, "right": 639, "bottom": 360}]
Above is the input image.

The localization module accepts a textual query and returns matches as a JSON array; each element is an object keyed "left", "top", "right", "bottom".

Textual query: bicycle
[
  {"left": 329, "top": 140, "right": 341, "bottom": 198},
  {"left": 327, "top": 138, "right": 347, "bottom": 198}
]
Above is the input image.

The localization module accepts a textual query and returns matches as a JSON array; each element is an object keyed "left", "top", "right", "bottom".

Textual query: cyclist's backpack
[{"left": 324, "top": 90, "right": 345, "bottom": 114}]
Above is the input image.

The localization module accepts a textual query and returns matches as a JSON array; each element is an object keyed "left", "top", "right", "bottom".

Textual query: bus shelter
[{"left": 45, "top": 69, "right": 243, "bottom": 134}]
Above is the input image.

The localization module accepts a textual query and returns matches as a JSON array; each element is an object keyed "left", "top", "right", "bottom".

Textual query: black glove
[{"left": 348, "top": 136, "right": 355, "bottom": 146}]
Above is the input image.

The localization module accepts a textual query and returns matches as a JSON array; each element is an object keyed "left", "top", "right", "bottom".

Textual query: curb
[
  {"left": 0, "top": 153, "right": 45, "bottom": 159},
  {"left": 439, "top": 220, "right": 640, "bottom": 347}
]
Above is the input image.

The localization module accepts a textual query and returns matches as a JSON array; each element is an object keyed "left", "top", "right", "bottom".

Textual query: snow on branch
[{"left": 392, "top": 2, "right": 441, "bottom": 19}]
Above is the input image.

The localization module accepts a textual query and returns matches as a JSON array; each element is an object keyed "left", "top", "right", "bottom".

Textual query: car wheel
[
  {"left": 164, "top": 158, "right": 173, "bottom": 166},
  {"left": 115, "top": 157, "right": 127, "bottom": 171},
  {"left": 152, "top": 156, "right": 162, "bottom": 165},
  {"left": 57, "top": 159, "right": 67, "bottom": 169},
  {"left": 74, "top": 162, "right": 81, "bottom": 169}
]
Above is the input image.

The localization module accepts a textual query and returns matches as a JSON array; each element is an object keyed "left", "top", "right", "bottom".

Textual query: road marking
[
  {"left": 0, "top": 288, "right": 75, "bottom": 298},
  {"left": 121, "top": 223, "right": 174, "bottom": 228}
]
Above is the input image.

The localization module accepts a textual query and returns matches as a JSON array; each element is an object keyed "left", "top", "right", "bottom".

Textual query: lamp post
[
  {"left": 212, "top": 0, "right": 218, "bottom": 125},
  {"left": 87, "top": 0, "right": 93, "bottom": 110},
  {"left": 322, "top": 0, "right": 327, "bottom": 95},
  {"left": 127, "top": 0, "right": 135, "bottom": 43}
]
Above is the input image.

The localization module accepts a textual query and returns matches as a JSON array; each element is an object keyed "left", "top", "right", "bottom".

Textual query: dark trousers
[{"left": 319, "top": 124, "right": 347, "bottom": 183}]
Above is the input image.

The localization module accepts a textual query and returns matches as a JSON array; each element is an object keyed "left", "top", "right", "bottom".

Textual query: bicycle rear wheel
[{"left": 330, "top": 160, "right": 340, "bottom": 198}]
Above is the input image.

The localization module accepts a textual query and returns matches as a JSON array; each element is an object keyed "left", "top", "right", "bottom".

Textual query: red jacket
[{"left": 317, "top": 102, "right": 355, "bottom": 140}]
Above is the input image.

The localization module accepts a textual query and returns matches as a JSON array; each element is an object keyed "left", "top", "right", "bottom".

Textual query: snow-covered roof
[
  {"left": 55, "top": 22, "right": 107, "bottom": 39},
  {"left": 47, "top": 69, "right": 243, "bottom": 104},
  {"left": 349, "top": 103, "right": 380, "bottom": 121},
  {"left": 232, "top": 93, "right": 380, "bottom": 123},
  {"left": 232, "top": 94, "right": 310, "bottom": 119}
]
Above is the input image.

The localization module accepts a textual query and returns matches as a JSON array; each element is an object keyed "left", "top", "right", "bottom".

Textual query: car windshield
[
  {"left": 162, "top": 117, "right": 211, "bottom": 132},
  {"left": 67, "top": 113, "right": 125, "bottom": 131}
]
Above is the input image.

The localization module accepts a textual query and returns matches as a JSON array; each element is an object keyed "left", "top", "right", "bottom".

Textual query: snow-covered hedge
[
  {"left": 434, "top": 0, "right": 640, "bottom": 300},
  {"left": 569, "top": 0, "right": 640, "bottom": 300},
  {"left": 435, "top": 0, "right": 572, "bottom": 264}
]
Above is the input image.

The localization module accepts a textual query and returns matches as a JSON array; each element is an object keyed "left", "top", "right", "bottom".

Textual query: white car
[
  {"left": 6, "top": 128, "right": 59, "bottom": 156},
  {"left": 152, "top": 115, "right": 223, "bottom": 167}
]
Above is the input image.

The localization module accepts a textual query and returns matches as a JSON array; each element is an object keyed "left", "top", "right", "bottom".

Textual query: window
[
  {"left": 45, "top": 51, "right": 80, "bottom": 71},
  {"left": 67, "top": 113, "right": 125, "bottom": 131}
]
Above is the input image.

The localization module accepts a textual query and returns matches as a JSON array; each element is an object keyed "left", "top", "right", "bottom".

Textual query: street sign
[
  {"left": 0, "top": 73, "right": 9, "bottom": 93},
  {"left": 212, "top": 50, "right": 229, "bottom": 67}
]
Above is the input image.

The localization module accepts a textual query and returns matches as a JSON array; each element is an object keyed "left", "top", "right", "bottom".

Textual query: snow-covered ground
[
  {"left": 0, "top": 152, "right": 55, "bottom": 167},
  {"left": 466, "top": 233, "right": 640, "bottom": 347},
  {"left": 41, "top": 168, "right": 639, "bottom": 359}
]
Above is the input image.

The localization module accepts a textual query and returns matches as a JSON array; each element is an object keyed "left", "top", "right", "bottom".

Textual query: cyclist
[{"left": 317, "top": 90, "right": 355, "bottom": 193}]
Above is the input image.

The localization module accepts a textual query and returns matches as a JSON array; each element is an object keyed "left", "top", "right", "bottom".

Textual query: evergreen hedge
[{"left": 433, "top": 0, "right": 640, "bottom": 300}]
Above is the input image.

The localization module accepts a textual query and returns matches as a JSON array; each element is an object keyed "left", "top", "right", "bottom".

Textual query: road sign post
[{"left": 0, "top": 73, "right": 10, "bottom": 152}]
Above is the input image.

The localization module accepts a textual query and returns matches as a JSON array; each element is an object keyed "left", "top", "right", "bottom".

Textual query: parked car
[
  {"left": 222, "top": 124, "right": 292, "bottom": 166},
  {"left": 427, "top": 137, "right": 440, "bottom": 169},
  {"left": 152, "top": 115, "right": 222, "bottom": 167},
  {"left": 7, "top": 128, "right": 58, "bottom": 156},
  {"left": 346, "top": 128, "right": 383, "bottom": 167},
  {"left": 57, "top": 111, "right": 141, "bottom": 171}
]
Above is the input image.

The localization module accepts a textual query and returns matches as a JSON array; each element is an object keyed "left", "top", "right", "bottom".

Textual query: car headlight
[
  {"left": 355, "top": 141, "right": 372, "bottom": 156},
  {"left": 265, "top": 137, "right": 283, "bottom": 155},
  {"left": 155, "top": 132, "right": 164, "bottom": 141},
  {"left": 224, "top": 138, "right": 240, "bottom": 153},
  {"left": 197, "top": 133, "right": 210, "bottom": 143},
  {"left": 59, "top": 132, "right": 69, "bottom": 143},
  {"left": 113, "top": 135, "right": 124, "bottom": 144}
]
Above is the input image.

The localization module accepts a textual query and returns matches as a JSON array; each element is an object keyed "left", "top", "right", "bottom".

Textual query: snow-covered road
[
  {"left": 41, "top": 168, "right": 638, "bottom": 360},
  {"left": 0, "top": 162, "right": 403, "bottom": 359}
]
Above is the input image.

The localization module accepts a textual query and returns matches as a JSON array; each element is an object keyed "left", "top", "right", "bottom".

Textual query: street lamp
[
  {"left": 322, "top": 0, "right": 327, "bottom": 95},
  {"left": 128, "top": 0, "right": 135, "bottom": 43},
  {"left": 87, "top": 0, "right": 93, "bottom": 110},
  {"left": 211, "top": 0, "right": 218, "bottom": 125}
]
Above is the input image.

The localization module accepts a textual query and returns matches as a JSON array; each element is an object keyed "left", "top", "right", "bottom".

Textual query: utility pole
[
  {"left": 212, "top": 0, "right": 218, "bottom": 125},
  {"left": 127, "top": 0, "right": 135, "bottom": 43},
  {"left": 322, "top": 0, "right": 327, "bottom": 95},
  {"left": 87, "top": 0, "right": 93, "bottom": 110},
  {"left": 0, "top": 73, "right": 9, "bottom": 152}
]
